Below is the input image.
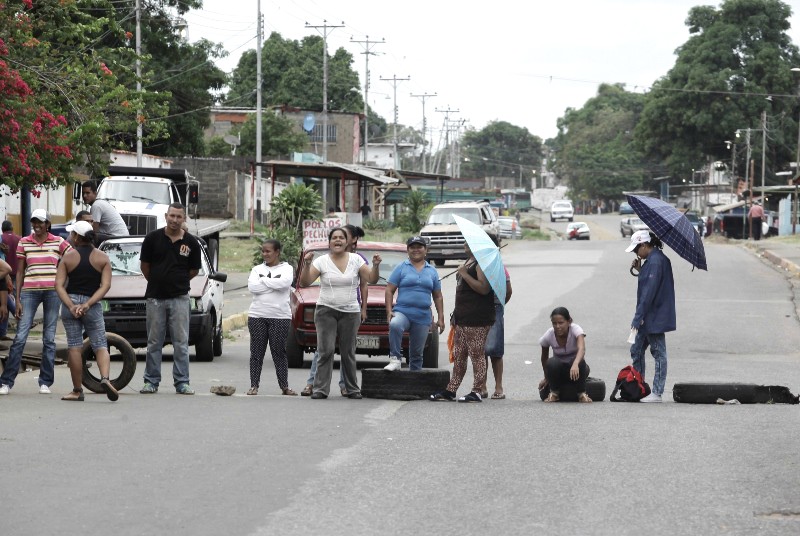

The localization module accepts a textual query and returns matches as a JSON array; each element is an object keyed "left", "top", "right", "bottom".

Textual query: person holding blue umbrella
[{"left": 626, "top": 230, "right": 675, "bottom": 403}]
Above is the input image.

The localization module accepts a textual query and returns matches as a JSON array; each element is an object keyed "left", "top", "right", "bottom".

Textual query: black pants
[
  {"left": 546, "top": 357, "right": 589, "bottom": 394},
  {"left": 750, "top": 217, "right": 762, "bottom": 240}
]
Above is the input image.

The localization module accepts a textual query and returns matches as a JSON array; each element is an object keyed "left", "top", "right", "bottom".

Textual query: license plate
[
  {"left": 356, "top": 335, "right": 380, "bottom": 349},
  {"left": 442, "top": 249, "right": 461, "bottom": 255}
]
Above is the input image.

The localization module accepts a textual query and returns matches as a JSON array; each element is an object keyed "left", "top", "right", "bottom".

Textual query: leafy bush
[
  {"left": 251, "top": 226, "right": 303, "bottom": 270},
  {"left": 268, "top": 183, "right": 322, "bottom": 233},
  {"left": 394, "top": 190, "right": 432, "bottom": 233},
  {"left": 362, "top": 218, "right": 394, "bottom": 232}
]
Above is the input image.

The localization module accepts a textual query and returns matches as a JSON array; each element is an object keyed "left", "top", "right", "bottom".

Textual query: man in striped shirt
[{"left": 0, "top": 209, "right": 72, "bottom": 395}]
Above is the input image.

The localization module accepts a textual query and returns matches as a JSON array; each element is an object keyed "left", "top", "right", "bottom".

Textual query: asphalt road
[{"left": 1, "top": 226, "right": 800, "bottom": 535}]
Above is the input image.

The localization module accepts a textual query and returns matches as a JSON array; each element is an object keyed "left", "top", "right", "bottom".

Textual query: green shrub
[
  {"left": 251, "top": 227, "right": 303, "bottom": 270},
  {"left": 362, "top": 218, "right": 394, "bottom": 232}
]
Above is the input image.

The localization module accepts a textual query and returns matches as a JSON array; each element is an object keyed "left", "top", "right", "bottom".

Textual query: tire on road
[
  {"left": 81, "top": 332, "right": 136, "bottom": 394},
  {"left": 673, "top": 382, "right": 799, "bottom": 404},
  {"left": 212, "top": 316, "right": 223, "bottom": 357},
  {"left": 286, "top": 326, "right": 305, "bottom": 368},
  {"left": 194, "top": 313, "right": 215, "bottom": 362},
  {"left": 538, "top": 377, "right": 606, "bottom": 402},
  {"left": 361, "top": 368, "right": 450, "bottom": 401},
  {"left": 422, "top": 330, "right": 439, "bottom": 368}
]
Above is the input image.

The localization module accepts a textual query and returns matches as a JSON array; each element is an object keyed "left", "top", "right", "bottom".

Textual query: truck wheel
[
  {"left": 422, "top": 330, "right": 439, "bottom": 368},
  {"left": 433, "top": 259, "right": 444, "bottom": 267},
  {"left": 212, "top": 317, "right": 223, "bottom": 357},
  {"left": 539, "top": 377, "right": 606, "bottom": 402},
  {"left": 207, "top": 238, "right": 219, "bottom": 271},
  {"left": 81, "top": 333, "right": 137, "bottom": 394},
  {"left": 195, "top": 314, "right": 215, "bottom": 362},
  {"left": 361, "top": 369, "right": 450, "bottom": 400},
  {"left": 286, "top": 326, "right": 305, "bottom": 368}
]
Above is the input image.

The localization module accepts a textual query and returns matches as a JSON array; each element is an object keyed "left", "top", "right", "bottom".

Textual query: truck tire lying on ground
[
  {"left": 82, "top": 332, "right": 136, "bottom": 394},
  {"left": 538, "top": 377, "right": 606, "bottom": 402},
  {"left": 361, "top": 368, "right": 450, "bottom": 401},
  {"left": 672, "top": 382, "right": 799, "bottom": 404}
]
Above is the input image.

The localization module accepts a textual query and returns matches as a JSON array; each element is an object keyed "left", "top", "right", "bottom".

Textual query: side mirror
[
  {"left": 209, "top": 271, "right": 227, "bottom": 283},
  {"left": 188, "top": 183, "right": 199, "bottom": 204},
  {"left": 72, "top": 181, "right": 82, "bottom": 202}
]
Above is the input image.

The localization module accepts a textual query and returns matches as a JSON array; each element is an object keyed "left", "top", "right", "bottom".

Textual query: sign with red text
[{"left": 302, "top": 217, "right": 343, "bottom": 248}]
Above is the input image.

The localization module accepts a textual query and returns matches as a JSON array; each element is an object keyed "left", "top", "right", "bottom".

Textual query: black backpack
[{"left": 610, "top": 365, "right": 651, "bottom": 402}]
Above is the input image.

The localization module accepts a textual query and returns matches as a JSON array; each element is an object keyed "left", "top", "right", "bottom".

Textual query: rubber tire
[
  {"left": 422, "top": 330, "right": 439, "bottom": 368},
  {"left": 361, "top": 368, "right": 450, "bottom": 400},
  {"left": 433, "top": 259, "right": 445, "bottom": 267},
  {"left": 212, "top": 317, "right": 223, "bottom": 357},
  {"left": 672, "top": 382, "right": 799, "bottom": 404},
  {"left": 286, "top": 326, "right": 305, "bottom": 368},
  {"left": 539, "top": 377, "right": 606, "bottom": 402},
  {"left": 81, "top": 332, "right": 136, "bottom": 394},
  {"left": 195, "top": 314, "right": 215, "bottom": 362}
]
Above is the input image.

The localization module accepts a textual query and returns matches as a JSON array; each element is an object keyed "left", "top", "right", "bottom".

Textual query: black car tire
[
  {"left": 361, "top": 368, "right": 450, "bottom": 400},
  {"left": 81, "top": 332, "right": 136, "bottom": 394},
  {"left": 194, "top": 314, "right": 215, "bottom": 362},
  {"left": 212, "top": 316, "right": 223, "bottom": 357},
  {"left": 433, "top": 259, "right": 445, "bottom": 267},
  {"left": 422, "top": 330, "right": 439, "bottom": 368},
  {"left": 286, "top": 326, "right": 305, "bottom": 368},
  {"left": 672, "top": 382, "right": 799, "bottom": 404},
  {"left": 539, "top": 377, "right": 606, "bottom": 402}
]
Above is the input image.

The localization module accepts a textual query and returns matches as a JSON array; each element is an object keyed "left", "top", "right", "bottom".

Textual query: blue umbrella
[
  {"left": 626, "top": 194, "right": 708, "bottom": 271},
  {"left": 452, "top": 215, "right": 507, "bottom": 304}
]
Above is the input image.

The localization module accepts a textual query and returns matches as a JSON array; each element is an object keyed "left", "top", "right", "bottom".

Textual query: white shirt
[
  {"left": 312, "top": 253, "right": 365, "bottom": 313},
  {"left": 247, "top": 261, "right": 294, "bottom": 319}
]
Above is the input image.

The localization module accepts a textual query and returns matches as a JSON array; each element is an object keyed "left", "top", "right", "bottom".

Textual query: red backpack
[{"left": 610, "top": 365, "right": 651, "bottom": 402}]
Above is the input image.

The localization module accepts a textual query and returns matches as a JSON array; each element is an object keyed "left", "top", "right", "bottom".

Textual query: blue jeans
[
  {"left": 389, "top": 311, "right": 430, "bottom": 371},
  {"left": 61, "top": 294, "right": 107, "bottom": 350},
  {"left": 306, "top": 350, "right": 345, "bottom": 389},
  {"left": 0, "top": 293, "right": 16, "bottom": 337},
  {"left": 144, "top": 295, "right": 191, "bottom": 388},
  {"left": 0, "top": 290, "right": 60, "bottom": 388},
  {"left": 630, "top": 331, "right": 667, "bottom": 396},
  {"left": 484, "top": 303, "right": 504, "bottom": 357}
]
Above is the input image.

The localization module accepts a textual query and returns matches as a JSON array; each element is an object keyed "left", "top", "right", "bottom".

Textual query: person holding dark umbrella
[{"left": 626, "top": 230, "right": 675, "bottom": 403}]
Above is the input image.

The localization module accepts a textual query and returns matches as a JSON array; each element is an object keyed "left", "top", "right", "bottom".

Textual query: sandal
[
  {"left": 544, "top": 392, "right": 559, "bottom": 403},
  {"left": 430, "top": 389, "right": 456, "bottom": 401},
  {"left": 282, "top": 388, "right": 298, "bottom": 396},
  {"left": 491, "top": 392, "right": 506, "bottom": 400},
  {"left": 577, "top": 392, "right": 593, "bottom": 403},
  {"left": 247, "top": 387, "right": 258, "bottom": 396},
  {"left": 61, "top": 388, "right": 84, "bottom": 402},
  {"left": 300, "top": 385, "right": 313, "bottom": 397},
  {"left": 458, "top": 391, "right": 482, "bottom": 403},
  {"left": 101, "top": 377, "right": 119, "bottom": 402}
]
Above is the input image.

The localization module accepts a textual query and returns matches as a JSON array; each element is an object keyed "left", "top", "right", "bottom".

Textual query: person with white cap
[
  {"left": 54, "top": 220, "right": 117, "bottom": 401},
  {"left": 625, "top": 230, "right": 675, "bottom": 403},
  {"left": 0, "top": 209, "right": 71, "bottom": 395}
]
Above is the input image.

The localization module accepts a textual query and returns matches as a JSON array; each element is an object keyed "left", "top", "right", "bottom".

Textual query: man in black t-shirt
[{"left": 138, "top": 203, "right": 201, "bottom": 395}]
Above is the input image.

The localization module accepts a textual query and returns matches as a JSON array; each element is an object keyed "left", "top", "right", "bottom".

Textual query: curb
[
  {"left": 222, "top": 312, "right": 249, "bottom": 332},
  {"left": 743, "top": 243, "right": 800, "bottom": 278}
]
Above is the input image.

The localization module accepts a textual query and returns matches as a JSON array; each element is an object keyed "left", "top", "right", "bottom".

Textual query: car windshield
[
  {"left": 98, "top": 180, "right": 171, "bottom": 204},
  {"left": 552, "top": 202, "right": 572, "bottom": 209},
  {"left": 101, "top": 241, "right": 207, "bottom": 277},
  {"left": 685, "top": 212, "right": 700, "bottom": 223},
  {"left": 630, "top": 218, "right": 645, "bottom": 225},
  {"left": 426, "top": 207, "right": 480, "bottom": 225},
  {"left": 302, "top": 248, "right": 409, "bottom": 287}
]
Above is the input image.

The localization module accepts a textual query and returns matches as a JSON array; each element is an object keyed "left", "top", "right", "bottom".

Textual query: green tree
[
  {"left": 205, "top": 136, "right": 233, "bottom": 157},
  {"left": 634, "top": 0, "right": 800, "bottom": 181},
  {"left": 460, "top": 121, "right": 543, "bottom": 183},
  {"left": 551, "top": 84, "right": 653, "bottom": 202},
  {"left": 236, "top": 112, "right": 309, "bottom": 158},
  {"left": 269, "top": 183, "right": 323, "bottom": 234},
  {"left": 394, "top": 190, "right": 431, "bottom": 233}
]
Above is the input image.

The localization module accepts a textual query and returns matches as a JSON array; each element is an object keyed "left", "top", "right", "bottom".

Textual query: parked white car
[
  {"left": 566, "top": 221, "right": 590, "bottom": 240},
  {"left": 498, "top": 216, "right": 522, "bottom": 239},
  {"left": 550, "top": 200, "right": 574, "bottom": 222},
  {"left": 620, "top": 217, "right": 650, "bottom": 237}
]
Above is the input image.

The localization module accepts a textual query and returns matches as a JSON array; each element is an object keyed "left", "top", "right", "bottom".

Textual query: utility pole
[
  {"left": 435, "top": 106, "right": 459, "bottom": 177},
  {"left": 135, "top": 0, "right": 142, "bottom": 166},
  {"left": 411, "top": 92, "right": 436, "bottom": 173},
  {"left": 256, "top": 1, "right": 263, "bottom": 198},
  {"left": 760, "top": 109, "right": 767, "bottom": 204},
  {"left": 380, "top": 74, "right": 410, "bottom": 170},
  {"left": 350, "top": 36, "right": 384, "bottom": 167},
  {"left": 306, "top": 20, "right": 344, "bottom": 208}
]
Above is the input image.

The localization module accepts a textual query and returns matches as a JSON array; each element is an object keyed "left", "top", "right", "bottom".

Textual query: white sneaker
[
  {"left": 640, "top": 393, "right": 662, "bottom": 403},
  {"left": 38, "top": 385, "right": 51, "bottom": 394},
  {"left": 383, "top": 357, "right": 402, "bottom": 371},
  {"left": 0, "top": 384, "right": 9, "bottom": 395}
]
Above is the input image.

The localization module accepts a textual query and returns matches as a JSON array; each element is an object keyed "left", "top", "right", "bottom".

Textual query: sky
[{"left": 183, "top": 0, "right": 800, "bottom": 144}]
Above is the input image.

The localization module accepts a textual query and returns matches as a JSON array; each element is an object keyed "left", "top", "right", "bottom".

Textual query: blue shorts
[
  {"left": 61, "top": 294, "right": 107, "bottom": 350},
  {"left": 484, "top": 303, "right": 504, "bottom": 358}
]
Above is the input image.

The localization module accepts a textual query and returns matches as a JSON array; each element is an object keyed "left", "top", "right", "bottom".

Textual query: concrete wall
[{"left": 172, "top": 156, "right": 252, "bottom": 219}]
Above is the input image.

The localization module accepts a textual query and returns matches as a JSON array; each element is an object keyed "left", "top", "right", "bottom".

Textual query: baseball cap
[
  {"left": 66, "top": 220, "right": 94, "bottom": 237},
  {"left": 625, "top": 230, "right": 652, "bottom": 252},
  {"left": 406, "top": 236, "right": 428, "bottom": 247},
  {"left": 30, "top": 209, "right": 49, "bottom": 222}
]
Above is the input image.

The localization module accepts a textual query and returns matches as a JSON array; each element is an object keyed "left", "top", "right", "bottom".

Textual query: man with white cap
[
  {"left": 625, "top": 230, "right": 675, "bottom": 403},
  {"left": 0, "top": 209, "right": 72, "bottom": 395},
  {"left": 55, "top": 220, "right": 117, "bottom": 401}
]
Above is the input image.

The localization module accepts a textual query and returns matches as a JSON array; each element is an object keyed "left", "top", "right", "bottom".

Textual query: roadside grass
[{"left": 220, "top": 236, "right": 259, "bottom": 273}]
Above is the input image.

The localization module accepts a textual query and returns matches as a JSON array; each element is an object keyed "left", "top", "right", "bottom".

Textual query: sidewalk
[{"left": 742, "top": 237, "right": 800, "bottom": 278}]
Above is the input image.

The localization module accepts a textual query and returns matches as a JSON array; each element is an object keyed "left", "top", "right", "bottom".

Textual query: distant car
[
  {"left": 683, "top": 211, "right": 704, "bottom": 236},
  {"left": 620, "top": 217, "right": 650, "bottom": 237},
  {"left": 550, "top": 200, "right": 574, "bottom": 222},
  {"left": 287, "top": 241, "right": 439, "bottom": 369},
  {"left": 566, "top": 221, "right": 590, "bottom": 240},
  {"left": 498, "top": 216, "right": 522, "bottom": 239},
  {"left": 619, "top": 202, "right": 635, "bottom": 215}
]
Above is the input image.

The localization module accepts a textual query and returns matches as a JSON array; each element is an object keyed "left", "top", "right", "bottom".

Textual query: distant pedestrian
[
  {"left": 360, "top": 201, "right": 372, "bottom": 219},
  {"left": 384, "top": 236, "right": 445, "bottom": 372},
  {"left": 138, "top": 203, "right": 201, "bottom": 395},
  {"left": 82, "top": 179, "right": 129, "bottom": 243},
  {"left": 748, "top": 200, "right": 764, "bottom": 241},
  {"left": 430, "top": 242, "right": 494, "bottom": 402},
  {"left": 626, "top": 230, "right": 675, "bottom": 403},
  {"left": 246, "top": 239, "right": 296, "bottom": 396},
  {"left": 0, "top": 210, "right": 71, "bottom": 396},
  {"left": 55, "top": 221, "right": 117, "bottom": 402},
  {"left": 538, "top": 307, "right": 591, "bottom": 403}
]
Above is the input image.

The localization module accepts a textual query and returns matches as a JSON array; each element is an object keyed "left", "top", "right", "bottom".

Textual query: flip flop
[{"left": 491, "top": 392, "right": 506, "bottom": 399}]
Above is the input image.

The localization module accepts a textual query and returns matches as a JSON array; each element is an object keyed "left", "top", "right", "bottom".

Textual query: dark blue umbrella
[{"left": 626, "top": 194, "right": 708, "bottom": 271}]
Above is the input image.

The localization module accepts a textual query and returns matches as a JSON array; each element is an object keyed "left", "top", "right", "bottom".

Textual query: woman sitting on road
[
  {"left": 538, "top": 306, "right": 591, "bottom": 403},
  {"left": 298, "top": 227, "right": 371, "bottom": 399},
  {"left": 246, "top": 239, "right": 296, "bottom": 396}
]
